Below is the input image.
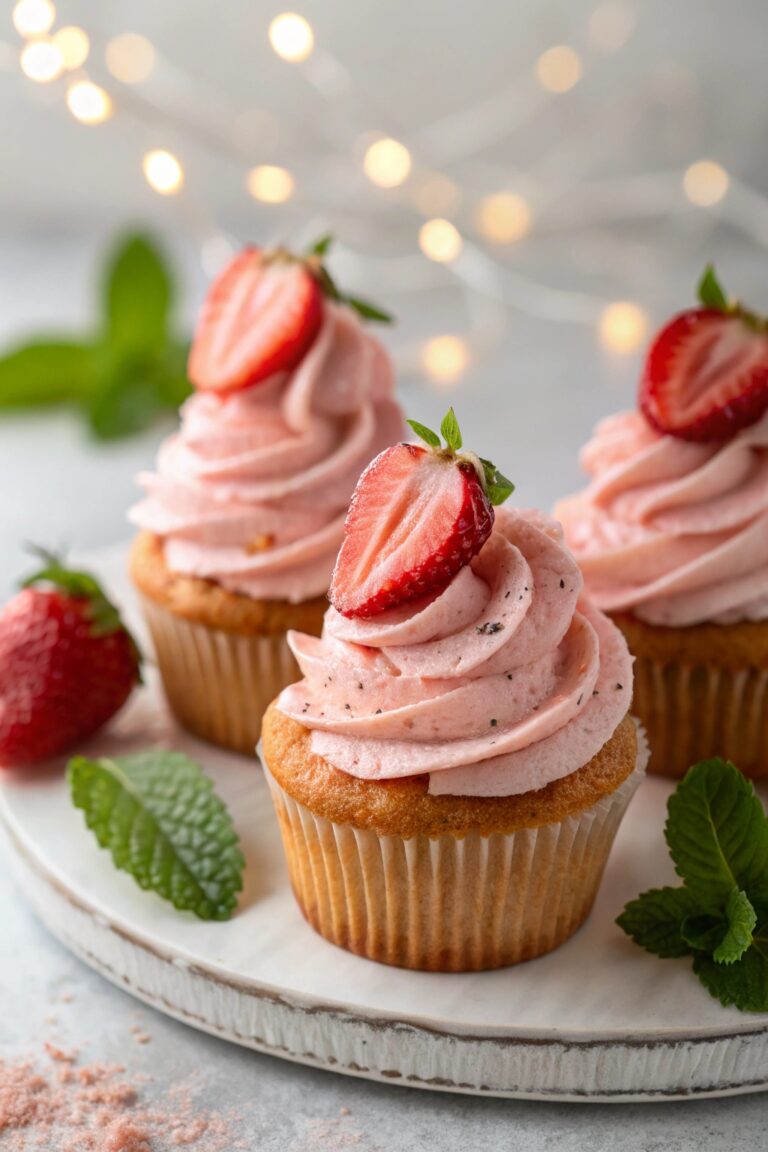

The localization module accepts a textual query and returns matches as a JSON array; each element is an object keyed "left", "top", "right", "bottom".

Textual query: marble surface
[{"left": 2, "top": 234, "right": 768, "bottom": 1145}]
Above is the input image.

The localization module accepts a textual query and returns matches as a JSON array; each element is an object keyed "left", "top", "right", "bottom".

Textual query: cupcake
[
  {"left": 261, "top": 410, "right": 644, "bottom": 971},
  {"left": 556, "top": 266, "right": 768, "bottom": 777},
  {"left": 130, "top": 241, "right": 405, "bottom": 754}
]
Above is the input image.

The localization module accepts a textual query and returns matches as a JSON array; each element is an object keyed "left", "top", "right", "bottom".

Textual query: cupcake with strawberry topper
[
  {"left": 130, "top": 238, "right": 405, "bottom": 755},
  {"left": 261, "top": 410, "right": 646, "bottom": 971},
  {"left": 556, "top": 266, "right": 768, "bottom": 777}
]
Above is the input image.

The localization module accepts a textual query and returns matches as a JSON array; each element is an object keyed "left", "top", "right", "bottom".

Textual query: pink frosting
[
  {"left": 130, "top": 303, "right": 405, "bottom": 602},
  {"left": 277, "top": 507, "right": 633, "bottom": 797},
  {"left": 556, "top": 411, "right": 768, "bottom": 627}
]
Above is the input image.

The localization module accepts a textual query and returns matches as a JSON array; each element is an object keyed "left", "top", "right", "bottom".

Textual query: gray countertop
[{"left": 2, "top": 235, "right": 767, "bottom": 1148}]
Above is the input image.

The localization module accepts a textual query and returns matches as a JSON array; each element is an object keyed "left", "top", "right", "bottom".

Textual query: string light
[
  {"left": 419, "top": 218, "right": 463, "bottom": 263},
  {"left": 475, "top": 193, "right": 532, "bottom": 244},
  {"left": 20, "top": 38, "right": 63, "bottom": 83},
  {"left": 588, "top": 3, "right": 636, "bottom": 53},
  {"left": 143, "top": 149, "right": 184, "bottom": 195},
  {"left": 246, "top": 164, "right": 295, "bottom": 203},
  {"left": 411, "top": 174, "right": 461, "bottom": 217},
  {"left": 363, "top": 137, "right": 412, "bottom": 189},
  {"left": 67, "top": 81, "right": 113, "bottom": 125},
  {"left": 683, "top": 160, "right": 729, "bottom": 207},
  {"left": 106, "top": 33, "right": 156, "bottom": 84},
  {"left": 598, "top": 301, "right": 648, "bottom": 354},
  {"left": 53, "top": 26, "right": 90, "bottom": 70},
  {"left": 268, "top": 13, "right": 314, "bottom": 63},
  {"left": 535, "top": 46, "right": 582, "bottom": 94},
  {"left": 421, "top": 336, "right": 469, "bottom": 383},
  {"left": 12, "top": 0, "right": 55, "bottom": 38}
]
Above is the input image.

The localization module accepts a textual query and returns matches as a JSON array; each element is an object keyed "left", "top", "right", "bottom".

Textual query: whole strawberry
[
  {"left": 0, "top": 552, "right": 141, "bottom": 767},
  {"left": 330, "top": 408, "right": 514, "bottom": 618}
]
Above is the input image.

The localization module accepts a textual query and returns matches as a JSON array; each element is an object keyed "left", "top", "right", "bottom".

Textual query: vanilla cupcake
[
  {"left": 130, "top": 243, "right": 405, "bottom": 754},
  {"left": 556, "top": 267, "right": 768, "bottom": 777},
  {"left": 261, "top": 412, "right": 644, "bottom": 971}
]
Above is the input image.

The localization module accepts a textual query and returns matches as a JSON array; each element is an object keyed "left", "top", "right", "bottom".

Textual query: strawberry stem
[
  {"left": 697, "top": 263, "right": 768, "bottom": 333},
  {"left": 21, "top": 547, "right": 143, "bottom": 671},
  {"left": 406, "top": 409, "right": 515, "bottom": 506}
]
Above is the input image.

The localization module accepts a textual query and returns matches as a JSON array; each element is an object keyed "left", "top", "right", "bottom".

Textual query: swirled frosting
[
  {"left": 130, "top": 303, "right": 405, "bottom": 603},
  {"left": 555, "top": 411, "right": 768, "bottom": 627},
  {"left": 277, "top": 507, "right": 632, "bottom": 797}
]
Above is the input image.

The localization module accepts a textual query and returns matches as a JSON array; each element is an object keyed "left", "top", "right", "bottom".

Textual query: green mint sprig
[
  {"left": 406, "top": 407, "right": 515, "bottom": 507},
  {"left": 0, "top": 233, "right": 192, "bottom": 440},
  {"left": 68, "top": 750, "right": 245, "bottom": 921},
  {"left": 304, "top": 234, "right": 393, "bottom": 325},
  {"left": 617, "top": 759, "right": 768, "bottom": 1012}
]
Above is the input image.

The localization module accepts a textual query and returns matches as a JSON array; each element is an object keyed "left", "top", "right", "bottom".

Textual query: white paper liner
[
  {"left": 632, "top": 652, "right": 768, "bottom": 777},
  {"left": 140, "top": 596, "right": 298, "bottom": 756},
  {"left": 260, "top": 724, "right": 647, "bottom": 972}
]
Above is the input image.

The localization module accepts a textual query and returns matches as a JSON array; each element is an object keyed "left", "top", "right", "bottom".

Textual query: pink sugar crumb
[{"left": 0, "top": 1047, "right": 238, "bottom": 1151}]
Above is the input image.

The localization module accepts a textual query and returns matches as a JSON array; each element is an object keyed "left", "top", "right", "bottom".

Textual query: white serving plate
[{"left": 1, "top": 546, "right": 767, "bottom": 1102}]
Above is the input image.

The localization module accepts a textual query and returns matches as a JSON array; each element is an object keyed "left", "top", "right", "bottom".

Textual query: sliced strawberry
[
  {"left": 188, "top": 247, "right": 324, "bottom": 394},
  {"left": 330, "top": 410, "right": 514, "bottom": 619},
  {"left": 639, "top": 266, "right": 768, "bottom": 441}
]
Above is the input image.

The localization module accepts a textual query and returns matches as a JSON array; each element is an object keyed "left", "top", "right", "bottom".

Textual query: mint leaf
[
  {"left": 666, "top": 759, "right": 768, "bottom": 911},
  {"left": 0, "top": 340, "right": 97, "bottom": 407},
  {"left": 681, "top": 912, "right": 728, "bottom": 954},
  {"left": 406, "top": 418, "right": 440, "bottom": 448},
  {"left": 440, "top": 407, "right": 463, "bottom": 452},
  {"left": 617, "top": 887, "right": 698, "bottom": 958},
  {"left": 694, "top": 937, "right": 768, "bottom": 1012},
  {"left": 479, "top": 457, "right": 515, "bottom": 506},
  {"left": 104, "top": 233, "right": 172, "bottom": 356},
  {"left": 697, "top": 264, "right": 729, "bottom": 312},
  {"left": 714, "top": 889, "right": 757, "bottom": 964},
  {"left": 68, "top": 751, "right": 244, "bottom": 921}
]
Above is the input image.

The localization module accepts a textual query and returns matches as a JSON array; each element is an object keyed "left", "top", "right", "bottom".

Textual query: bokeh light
[
  {"left": 363, "top": 137, "right": 412, "bottom": 188},
  {"left": 67, "top": 81, "right": 112, "bottom": 125},
  {"left": 535, "top": 46, "right": 582, "bottom": 94},
  {"left": 246, "top": 165, "right": 295, "bottom": 203},
  {"left": 411, "top": 174, "right": 462, "bottom": 217},
  {"left": 143, "top": 149, "right": 184, "bottom": 195},
  {"left": 54, "top": 26, "right": 90, "bottom": 70},
  {"left": 419, "top": 218, "right": 463, "bottom": 263},
  {"left": 268, "top": 13, "right": 314, "bottom": 62},
  {"left": 12, "top": 0, "right": 55, "bottom": 38},
  {"left": 599, "top": 301, "right": 649, "bottom": 354},
  {"left": 421, "top": 336, "right": 470, "bottom": 383},
  {"left": 475, "top": 193, "right": 532, "bottom": 244},
  {"left": 683, "top": 160, "right": 729, "bottom": 207},
  {"left": 20, "top": 39, "right": 63, "bottom": 83},
  {"left": 106, "top": 33, "right": 156, "bottom": 84},
  {"left": 588, "top": 3, "right": 636, "bottom": 52}
]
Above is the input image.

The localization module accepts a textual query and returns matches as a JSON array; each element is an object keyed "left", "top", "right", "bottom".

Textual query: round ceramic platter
[{"left": 1, "top": 546, "right": 768, "bottom": 1103}]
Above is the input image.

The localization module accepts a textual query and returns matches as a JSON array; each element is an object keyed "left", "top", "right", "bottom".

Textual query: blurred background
[{"left": 1, "top": 0, "right": 768, "bottom": 592}]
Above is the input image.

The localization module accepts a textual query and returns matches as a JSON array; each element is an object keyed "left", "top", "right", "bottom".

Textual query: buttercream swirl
[
  {"left": 555, "top": 411, "right": 768, "bottom": 627},
  {"left": 277, "top": 506, "right": 632, "bottom": 797},
  {"left": 130, "top": 302, "right": 405, "bottom": 603}
]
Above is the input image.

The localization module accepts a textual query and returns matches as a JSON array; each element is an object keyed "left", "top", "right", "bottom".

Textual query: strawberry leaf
[
  {"left": 697, "top": 264, "right": 729, "bottom": 312},
  {"left": 307, "top": 233, "right": 334, "bottom": 257},
  {"left": 407, "top": 418, "right": 441, "bottom": 448},
  {"left": 440, "top": 407, "right": 463, "bottom": 452},
  {"left": 68, "top": 751, "right": 244, "bottom": 921},
  {"left": 345, "top": 296, "right": 393, "bottom": 325},
  {"left": 479, "top": 457, "right": 515, "bottom": 506}
]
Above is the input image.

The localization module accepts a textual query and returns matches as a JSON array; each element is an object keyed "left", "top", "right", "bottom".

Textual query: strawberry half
[
  {"left": 0, "top": 552, "right": 141, "bottom": 767},
  {"left": 188, "top": 236, "right": 392, "bottom": 395},
  {"left": 330, "top": 408, "right": 514, "bottom": 619},
  {"left": 639, "top": 264, "right": 768, "bottom": 441}
]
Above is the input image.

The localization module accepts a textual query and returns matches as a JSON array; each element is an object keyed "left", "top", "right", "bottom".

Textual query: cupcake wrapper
[
  {"left": 262, "top": 736, "right": 646, "bottom": 972},
  {"left": 140, "top": 596, "right": 298, "bottom": 756},
  {"left": 633, "top": 654, "right": 768, "bottom": 778}
]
